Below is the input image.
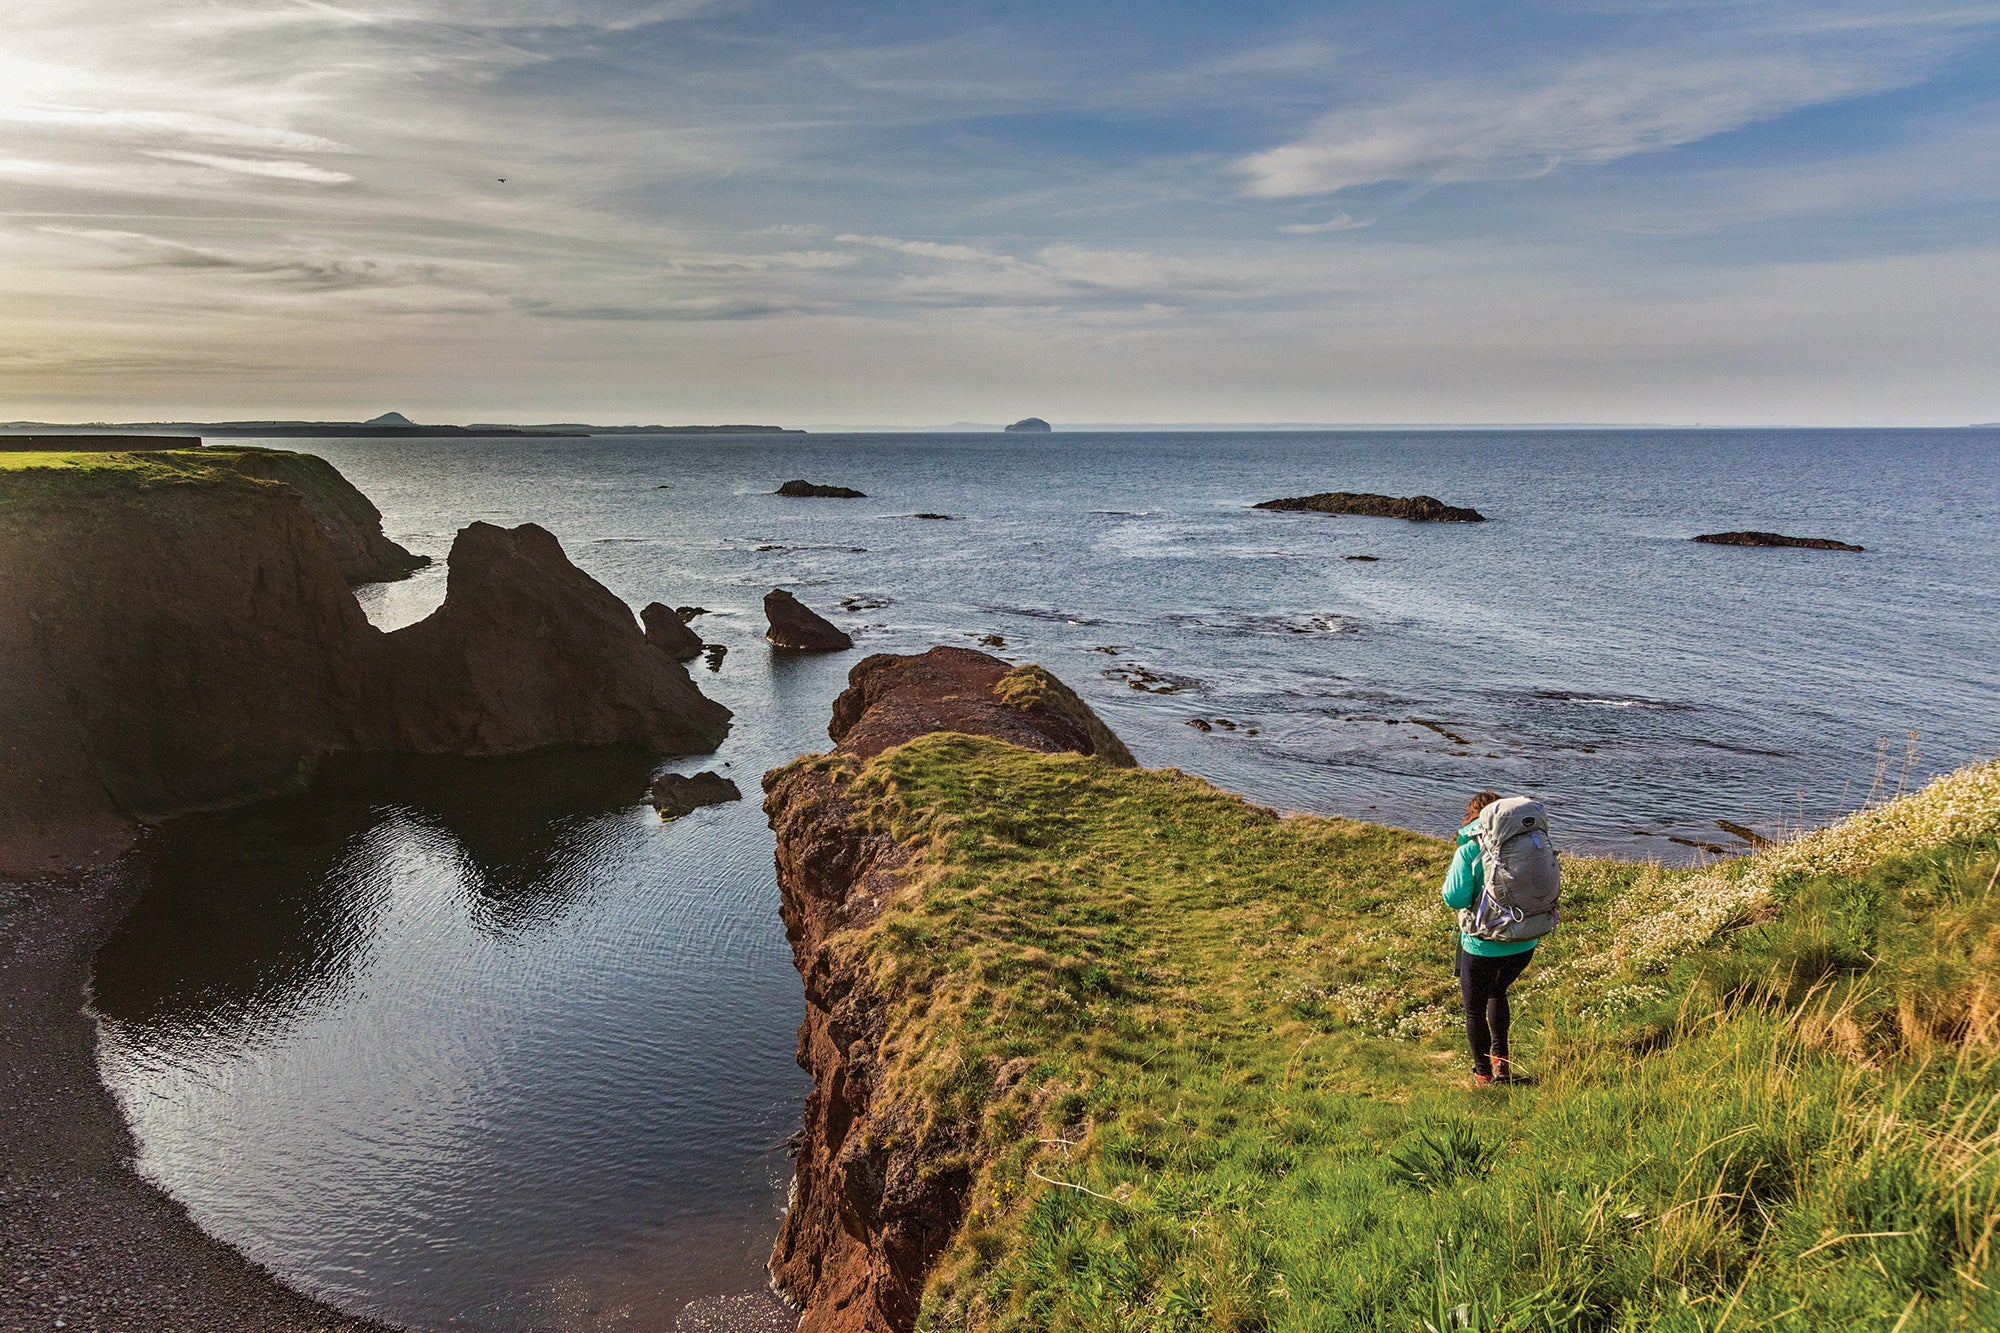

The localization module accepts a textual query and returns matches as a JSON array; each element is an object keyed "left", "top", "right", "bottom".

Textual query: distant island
[
  {"left": 1003, "top": 417, "right": 1052, "bottom": 433},
  {"left": 0, "top": 414, "right": 805, "bottom": 439}
]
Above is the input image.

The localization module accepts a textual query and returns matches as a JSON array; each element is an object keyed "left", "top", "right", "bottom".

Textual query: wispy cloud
[
  {"left": 830, "top": 233, "right": 1308, "bottom": 311},
  {"left": 1236, "top": 54, "right": 1927, "bottom": 197},
  {"left": 515, "top": 295, "right": 812, "bottom": 321},
  {"left": 43, "top": 227, "right": 494, "bottom": 291},
  {"left": 142, "top": 150, "right": 354, "bottom": 183},
  {"left": 1278, "top": 212, "right": 1372, "bottom": 234},
  {"left": 0, "top": 104, "right": 350, "bottom": 154}
]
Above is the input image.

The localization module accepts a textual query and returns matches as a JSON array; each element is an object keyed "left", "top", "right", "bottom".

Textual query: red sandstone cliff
[
  {"left": 0, "top": 460, "right": 728, "bottom": 877},
  {"left": 762, "top": 647, "right": 1128, "bottom": 1333}
]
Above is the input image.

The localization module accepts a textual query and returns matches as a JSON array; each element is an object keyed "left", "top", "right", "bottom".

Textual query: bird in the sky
[{"left": 497, "top": 177, "right": 507, "bottom": 183}]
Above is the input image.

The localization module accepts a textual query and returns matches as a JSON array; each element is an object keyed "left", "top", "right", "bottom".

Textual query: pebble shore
[{"left": 0, "top": 863, "right": 392, "bottom": 1333}]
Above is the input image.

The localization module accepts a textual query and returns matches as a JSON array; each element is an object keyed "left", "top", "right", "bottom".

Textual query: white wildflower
[{"left": 1613, "top": 758, "right": 2000, "bottom": 972}]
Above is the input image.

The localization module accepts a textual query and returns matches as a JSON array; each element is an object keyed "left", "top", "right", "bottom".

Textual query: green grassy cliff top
[
  {"left": 792, "top": 732, "right": 2000, "bottom": 1330},
  {"left": 0, "top": 449, "right": 402, "bottom": 569},
  {"left": 0, "top": 447, "right": 224, "bottom": 475}
]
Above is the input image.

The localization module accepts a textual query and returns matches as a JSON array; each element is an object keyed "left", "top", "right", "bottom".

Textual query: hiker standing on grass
[{"left": 1442, "top": 789, "right": 1562, "bottom": 1086}]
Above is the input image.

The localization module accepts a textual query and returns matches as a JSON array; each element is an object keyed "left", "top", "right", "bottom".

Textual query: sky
[{"left": 3, "top": 0, "right": 1999, "bottom": 426}]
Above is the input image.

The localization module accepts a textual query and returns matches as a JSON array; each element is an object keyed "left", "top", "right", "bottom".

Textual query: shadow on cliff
[{"left": 91, "top": 747, "right": 659, "bottom": 1039}]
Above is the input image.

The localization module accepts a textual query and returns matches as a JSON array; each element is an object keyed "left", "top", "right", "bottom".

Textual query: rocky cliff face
[
  {"left": 0, "top": 457, "right": 728, "bottom": 877},
  {"left": 763, "top": 648, "right": 1125, "bottom": 1333},
  {"left": 220, "top": 447, "right": 430, "bottom": 584}
]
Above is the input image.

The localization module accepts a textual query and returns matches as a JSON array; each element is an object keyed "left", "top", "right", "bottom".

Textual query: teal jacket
[{"left": 1442, "top": 821, "right": 1539, "bottom": 958}]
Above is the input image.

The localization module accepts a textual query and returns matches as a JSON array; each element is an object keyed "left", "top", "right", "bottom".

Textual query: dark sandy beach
[{"left": 0, "top": 862, "right": 392, "bottom": 1333}]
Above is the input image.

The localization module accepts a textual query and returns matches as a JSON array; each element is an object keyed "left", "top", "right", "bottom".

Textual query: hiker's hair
[{"left": 1466, "top": 789, "right": 1502, "bottom": 822}]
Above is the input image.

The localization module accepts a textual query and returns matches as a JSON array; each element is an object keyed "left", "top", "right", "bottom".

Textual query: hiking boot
[
  {"left": 1491, "top": 1057, "right": 1514, "bottom": 1083},
  {"left": 1472, "top": 1070, "right": 1496, "bottom": 1087}
]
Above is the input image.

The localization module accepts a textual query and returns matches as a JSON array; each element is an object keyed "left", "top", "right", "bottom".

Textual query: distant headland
[
  {"left": 1003, "top": 417, "right": 1053, "bottom": 433},
  {"left": 0, "top": 413, "right": 804, "bottom": 440}
]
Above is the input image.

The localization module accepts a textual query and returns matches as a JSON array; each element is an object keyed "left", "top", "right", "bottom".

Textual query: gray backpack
[{"left": 1459, "top": 796, "right": 1561, "bottom": 943}]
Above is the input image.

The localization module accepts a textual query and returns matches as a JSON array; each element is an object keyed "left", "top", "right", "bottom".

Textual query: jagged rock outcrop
[
  {"left": 766, "top": 589, "right": 854, "bottom": 651},
  {"left": 763, "top": 648, "right": 1131, "bottom": 1333},
  {"left": 1255, "top": 491, "right": 1485, "bottom": 522},
  {"left": 641, "top": 601, "right": 706, "bottom": 661},
  {"left": 381, "top": 522, "right": 730, "bottom": 756},
  {"left": 777, "top": 480, "right": 867, "bottom": 498},
  {"left": 1692, "top": 530, "right": 1864, "bottom": 552},
  {"left": 0, "top": 460, "right": 727, "bottom": 877},
  {"left": 650, "top": 770, "right": 742, "bottom": 818}
]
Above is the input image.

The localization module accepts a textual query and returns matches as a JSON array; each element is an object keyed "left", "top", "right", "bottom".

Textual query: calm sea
[{"left": 93, "top": 429, "right": 2000, "bottom": 1330}]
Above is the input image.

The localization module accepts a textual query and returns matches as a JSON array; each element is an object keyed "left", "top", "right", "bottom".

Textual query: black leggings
[{"left": 1457, "top": 947, "right": 1533, "bottom": 1075}]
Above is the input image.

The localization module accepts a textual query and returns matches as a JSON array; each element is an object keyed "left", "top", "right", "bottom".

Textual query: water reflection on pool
[{"left": 93, "top": 740, "right": 818, "bottom": 1332}]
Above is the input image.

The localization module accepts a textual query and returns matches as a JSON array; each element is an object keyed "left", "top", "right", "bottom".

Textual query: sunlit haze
[{"left": 4, "top": 1, "right": 1999, "bottom": 425}]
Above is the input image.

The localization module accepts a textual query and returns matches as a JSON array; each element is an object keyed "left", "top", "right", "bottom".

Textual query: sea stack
[
  {"left": 378, "top": 521, "right": 733, "bottom": 757},
  {"left": 765, "top": 589, "right": 854, "bottom": 651},
  {"left": 1003, "top": 417, "right": 1052, "bottom": 433},
  {"left": 641, "top": 601, "right": 706, "bottom": 661}
]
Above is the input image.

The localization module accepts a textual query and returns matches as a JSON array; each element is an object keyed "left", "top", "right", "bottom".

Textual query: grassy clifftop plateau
[
  {"left": 0, "top": 446, "right": 426, "bottom": 584},
  {"left": 786, "top": 729, "right": 1999, "bottom": 1331}
]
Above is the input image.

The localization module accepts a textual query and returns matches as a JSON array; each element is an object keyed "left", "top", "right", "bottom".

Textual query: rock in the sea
[
  {"left": 765, "top": 589, "right": 853, "bottom": 651},
  {"left": 650, "top": 770, "right": 742, "bottom": 818},
  {"left": 1692, "top": 531, "right": 1864, "bottom": 552},
  {"left": 382, "top": 522, "right": 732, "bottom": 757},
  {"left": 776, "top": 479, "right": 866, "bottom": 498},
  {"left": 1256, "top": 491, "right": 1485, "bottom": 523},
  {"left": 1003, "top": 417, "right": 1052, "bottom": 433},
  {"left": 1717, "top": 818, "right": 1776, "bottom": 848},
  {"left": 641, "top": 602, "right": 705, "bottom": 661}
]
